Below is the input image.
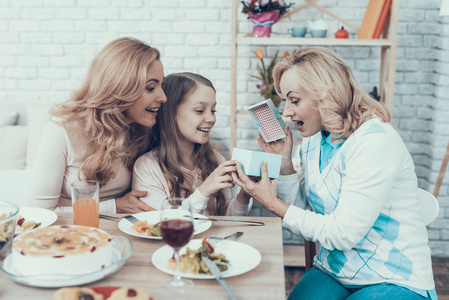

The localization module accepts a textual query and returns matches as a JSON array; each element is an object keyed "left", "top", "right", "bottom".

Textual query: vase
[{"left": 248, "top": 11, "right": 280, "bottom": 38}]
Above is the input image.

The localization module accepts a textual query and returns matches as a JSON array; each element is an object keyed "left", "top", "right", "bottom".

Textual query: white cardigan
[{"left": 277, "top": 118, "right": 435, "bottom": 290}]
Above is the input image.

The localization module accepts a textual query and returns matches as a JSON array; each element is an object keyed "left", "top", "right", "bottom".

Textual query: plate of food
[
  {"left": 15, "top": 207, "right": 58, "bottom": 234},
  {"left": 118, "top": 211, "right": 212, "bottom": 240},
  {"left": 53, "top": 286, "right": 153, "bottom": 300},
  {"left": 151, "top": 238, "right": 262, "bottom": 279}
]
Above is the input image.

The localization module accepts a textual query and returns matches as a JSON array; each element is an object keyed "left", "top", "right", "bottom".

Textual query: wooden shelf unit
[
  {"left": 237, "top": 37, "right": 393, "bottom": 47},
  {"left": 230, "top": 0, "right": 399, "bottom": 150}
]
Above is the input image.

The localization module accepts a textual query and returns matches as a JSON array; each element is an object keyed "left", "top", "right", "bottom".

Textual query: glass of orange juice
[{"left": 71, "top": 180, "right": 99, "bottom": 228}]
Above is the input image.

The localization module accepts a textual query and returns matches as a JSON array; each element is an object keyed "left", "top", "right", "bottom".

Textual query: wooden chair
[{"left": 304, "top": 240, "right": 316, "bottom": 270}]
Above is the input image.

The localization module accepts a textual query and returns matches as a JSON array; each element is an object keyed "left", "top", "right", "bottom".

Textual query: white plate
[
  {"left": 15, "top": 207, "right": 58, "bottom": 234},
  {"left": 118, "top": 211, "right": 212, "bottom": 240},
  {"left": 0, "top": 236, "right": 132, "bottom": 288},
  {"left": 152, "top": 239, "right": 262, "bottom": 279}
]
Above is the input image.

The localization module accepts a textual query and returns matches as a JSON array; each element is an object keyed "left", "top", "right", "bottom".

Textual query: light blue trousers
[{"left": 288, "top": 267, "right": 429, "bottom": 300}]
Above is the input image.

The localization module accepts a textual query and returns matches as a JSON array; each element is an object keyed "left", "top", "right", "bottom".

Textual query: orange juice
[{"left": 73, "top": 198, "right": 99, "bottom": 228}]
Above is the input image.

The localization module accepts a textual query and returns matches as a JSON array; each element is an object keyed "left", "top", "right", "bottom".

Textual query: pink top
[{"left": 132, "top": 150, "right": 251, "bottom": 216}]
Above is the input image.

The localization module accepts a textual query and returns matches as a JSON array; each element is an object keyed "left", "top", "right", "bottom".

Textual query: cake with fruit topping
[{"left": 12, "top": 225, "right": 115, "bottom": 276}]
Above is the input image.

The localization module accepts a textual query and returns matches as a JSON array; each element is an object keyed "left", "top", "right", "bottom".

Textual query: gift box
[
  {"left": 231, "top": 148, "right": 282, "bottom": 179},
  {"left": 248, "top": 98, "right": 286, "bottom": 143}
]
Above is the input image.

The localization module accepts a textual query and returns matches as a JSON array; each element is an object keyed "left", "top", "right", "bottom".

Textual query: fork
[
  {"left": 124, "top": 215, "right": 139, "bottom": 224},
  {"left": 208, "top": 231, "right": 244, "bottom": 244}
]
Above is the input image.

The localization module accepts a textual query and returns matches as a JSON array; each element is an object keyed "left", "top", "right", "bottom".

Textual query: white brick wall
[{"left": 1, "top": 0, "right": 449, "bottom": 254}]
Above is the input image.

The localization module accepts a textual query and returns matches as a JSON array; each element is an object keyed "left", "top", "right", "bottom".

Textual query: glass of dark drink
[{"left": 160, "top": 197, "right": 194, "bottom": 293}]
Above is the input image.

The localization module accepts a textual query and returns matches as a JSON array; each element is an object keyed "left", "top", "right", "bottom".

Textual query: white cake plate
[{"left": 0, "top": 235, "right": 132, "bottom": 288}]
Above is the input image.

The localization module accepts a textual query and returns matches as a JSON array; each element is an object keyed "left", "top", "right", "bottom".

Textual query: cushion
[
  {"left": 0, "top": 126, "right": 28, "bottom": 170},
  {"left": 0, "top": 110, "right": 18, "bottom": 126},
  {"left": 25, "top": 103, "right": 53, "bottom": 169},
  {"left": 0, "top": 170, "right": 32, "bottom": 206}
]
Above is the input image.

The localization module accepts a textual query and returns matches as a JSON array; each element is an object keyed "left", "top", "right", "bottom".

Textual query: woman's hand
[
  {"left": 258, "top": 126, "right": 295, "bottom": 175},
  {"left": 231, "top": 161, "right": 289, "bottom": 217},
  {"left": 115, "top": 190, "right": 156, "bottom": 214},
  {"left": 198, "top": 160, "right": 237, "bottom": 198}
]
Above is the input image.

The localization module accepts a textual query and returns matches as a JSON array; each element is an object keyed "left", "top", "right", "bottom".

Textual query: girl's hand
[
  {"left": 115, "top": 190, "right": 156, "bottom": 213},
  {"left": 199, "top": 160, "right": 237, "bottom": 198},
  {"left": 236, "top": 184, "right": 252, "bottom": 205},
  {"left": 231, "top": 161, "right": 289, "bottom": 217},
  {"left": 258, "top": 126, "right": 295, "bottom": 175}
]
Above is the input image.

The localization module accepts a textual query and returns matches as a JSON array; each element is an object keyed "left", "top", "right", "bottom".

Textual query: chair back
[{"left": 418, "top": 188, "right": 440, "bottom": 226}]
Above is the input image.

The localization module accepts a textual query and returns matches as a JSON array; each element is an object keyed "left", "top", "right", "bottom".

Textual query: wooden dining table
[{"left": 0, "top": 213, "right": 286, "bottom": 300}]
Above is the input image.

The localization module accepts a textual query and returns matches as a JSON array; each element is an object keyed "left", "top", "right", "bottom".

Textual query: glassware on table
[
  {"left": 71, "top": 180, "right": 99, "bottom": 228},
  {"left": 0, "top": 201, "right": 19, "bottom": 259},
  {"left": 160, "top": 197, "right": 194, "bottom": 293}
]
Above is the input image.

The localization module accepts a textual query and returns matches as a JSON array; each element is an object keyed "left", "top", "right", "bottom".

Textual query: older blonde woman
[
  {"left": 28, "top": 37, "right": 166, "bottom": 214},
  {"left": 233, "top": 47, "right": 436, "bottom": 299}
]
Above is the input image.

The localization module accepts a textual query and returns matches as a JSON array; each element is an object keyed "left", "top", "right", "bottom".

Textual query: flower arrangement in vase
[
  {"left": 252, "top": 49, "right": 290, "bottom": 107},
  {"left": 241, "top": 0, "right": 293, "bottom": 38}
]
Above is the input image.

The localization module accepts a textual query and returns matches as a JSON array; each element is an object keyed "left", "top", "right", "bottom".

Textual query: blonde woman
[
  {"left": 28, "top": 37, "right": 166, "bottom": 214},
  {"left": 233, "top": 47, "right": 436, "bottom": 299},
  {"left": 133, "top": 72, "right": 251, "bottom": 215}
]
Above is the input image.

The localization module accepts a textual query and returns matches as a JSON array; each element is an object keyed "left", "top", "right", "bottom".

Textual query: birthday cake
[{"left": 12, "top": 225, "right": 115, "bottom": 276}]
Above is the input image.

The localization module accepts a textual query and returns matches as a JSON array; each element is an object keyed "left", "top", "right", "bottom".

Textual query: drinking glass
[
  {"left": 160, "top": 197, "right": 194, "bottom": 293},
  {"left": 71, "top": 180, "right": 99, "bottom": 228},
  {"left": 0, "top": 201, "right": 19, "bottom": 259}
]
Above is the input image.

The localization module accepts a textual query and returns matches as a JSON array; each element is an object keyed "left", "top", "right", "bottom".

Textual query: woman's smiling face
[
  {"left": 124, "top": 60, "right": 167, "bottom": 128},
  {"left": 279, "top": 68, "right": 324, "bottom": 137},
  {"left": 176, "top": 83, "right": 217, "bottom": 146}
]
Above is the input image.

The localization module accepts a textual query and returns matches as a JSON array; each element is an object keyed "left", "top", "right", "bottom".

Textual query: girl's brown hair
[{"left": 149, "top": 72, "right": 227, "bottom": 215}]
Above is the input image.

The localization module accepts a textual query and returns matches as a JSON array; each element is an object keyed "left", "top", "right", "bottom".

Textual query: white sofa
[{"left": 0, "top": 103, "right": 54, "bottom": 207}]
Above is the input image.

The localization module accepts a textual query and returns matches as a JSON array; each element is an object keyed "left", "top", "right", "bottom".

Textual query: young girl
[
  {"left": 233, "top": 47, "right": 436, "bottom": 299},
  {"left": 133, "top": 72, "right": 251, "bottom": 215}
]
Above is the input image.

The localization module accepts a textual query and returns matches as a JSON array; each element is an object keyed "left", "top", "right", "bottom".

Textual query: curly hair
[
  {"left": 149, "top": 72, "right": 228, "bottom": 215},
  {"left": 273, "top": 47, "right": 391, "bottom": 139},
  {"left": 52, "top": 37, "right": 161, "bottom": 185}
]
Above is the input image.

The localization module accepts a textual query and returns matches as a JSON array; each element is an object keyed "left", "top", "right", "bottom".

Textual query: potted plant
[
  {"left": 241, "top": 0, "right": 293, "bottom": 37},
  {"left": 251, "top": 49, "right": 290, "bottom": 107}
]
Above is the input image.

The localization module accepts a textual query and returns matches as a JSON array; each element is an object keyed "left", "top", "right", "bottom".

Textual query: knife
[
  {"left": 193, "top": 217, "right": 264, "bottom": 226},
  {"left": 202, "top": 257, "right": 239, "bottom": 300},
  {"left": 99, "top": 214, "right": 120, "bottom": 220}
]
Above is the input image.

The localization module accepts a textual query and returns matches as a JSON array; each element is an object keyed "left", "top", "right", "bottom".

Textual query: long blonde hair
[
  {"left": 149, "top": 73, "right": 227, "bottom": 215},
  {"left": 273, "top": 47, "right": 391, "bottom": 139},
  {"left": 52, "top": 37, "right": 161, "bottom": 185}
]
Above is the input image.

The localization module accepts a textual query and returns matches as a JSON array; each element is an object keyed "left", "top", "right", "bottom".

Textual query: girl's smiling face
[
  {"left": 279, "top": 68, "right": 324, "bottom": 137},
  {"left": 176, "top": 83, "right": 217, "bottom": 146}
]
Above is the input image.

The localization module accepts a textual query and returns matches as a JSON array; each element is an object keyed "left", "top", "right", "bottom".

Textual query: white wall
[{"left": 1, "top": 0, "right": 449, "bottom": 254}]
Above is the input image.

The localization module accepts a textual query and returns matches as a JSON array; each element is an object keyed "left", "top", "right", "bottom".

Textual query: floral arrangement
[
  {"left": 241, "top": 0, "right": 293, "bottom": 37},
  {"left": 251, "top": 49, "right": 290, "bottom": 107},
  {"left": 241, "top": 0, "right": 292, "bottom": 17}
]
